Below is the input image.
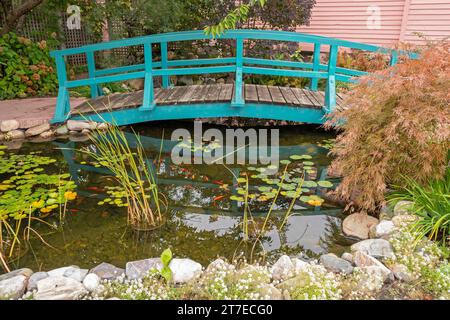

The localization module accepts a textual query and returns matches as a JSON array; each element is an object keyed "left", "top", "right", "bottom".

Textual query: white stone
[
  {"left": 373, "top": 220, "right": 395, "bottom": 238},
  {"left": 27, "top": 272, "right": 49, "bottom": 291},
  {"left": 0, "top": 268, "right": 33, "bottom": 281},
  {"left": 1, "top": 120, "right": 20, "bottom": 132},
  {"left": 271, "top": 255, "right": 294, "bottom": 281},
  {"left": 39, "top": 130, "right": 54, "bottom": 139},
  {"left": 206, "top": 258, "right": 233, "bottom": 273},
  {"left": 67, "top": 120, "right": 96, "bottom": 131},
  {"left": 55, "top": 125, "right": 69, "bottom": 135},
  {"left": 82, "top": 273, "right": 100, "bottom": 292},
  {"left": 350, "top": 239, "right": 395, "bottom": 260},
  {"left": 47, "top": 265, "right": 80, "bottom": 278},
  {"left": 0, "top": 275, "right": 27, "bottom": 299},
  {"left": 169, "top": 258, "right": 203, "bottom": 283},
  {"left": 25, "top": 123, "right": 50, "bottom": 137},
  {"left": 126, "top": 258, "right": 162, "bottom": 280},
  {"left": 292, "top": 258, "right": 309, "bottom": 274},
  {"left": 341, "top": 252, "right": 354, "bottom": 263},
  {"left": 35, "top": 276, "right": 87, "bottom": 300},
  {"left": 64, "top": 268, "right": 88, "bottom": 282},
  {"left": 342, "top": 213, "right": 379, "bottom": 240},
  {"left": 361, "top": 265, "right": 392, "bottom": 282}
]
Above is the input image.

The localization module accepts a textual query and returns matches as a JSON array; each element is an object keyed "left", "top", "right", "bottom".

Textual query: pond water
[{"left": 2, "top": 121, "right": 355, "bottom": 272}]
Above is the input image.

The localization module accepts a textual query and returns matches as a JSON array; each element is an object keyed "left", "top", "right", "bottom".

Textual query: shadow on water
[{"left": 4, "top": 121, "right": 355, "bottom": 270}]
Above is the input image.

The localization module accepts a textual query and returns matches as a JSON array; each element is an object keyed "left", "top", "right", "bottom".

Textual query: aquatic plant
[
  {"left": 160, "top": 248, "right": 173, "bottom": 282},
  {"left": 83, "top": 124, "right": 165, "bottom": 230},
  {"left": 325, "top": 41, "right": 450, "bottom": 212},
  {"left": 0, "top": 145, "right": 77, "bottom": 268},
  {"left": 388, "top": 167, "right": 450, "bottom": 247}
]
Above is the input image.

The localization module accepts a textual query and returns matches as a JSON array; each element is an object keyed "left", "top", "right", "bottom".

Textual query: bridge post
[
  {"left": 51, "top": 54, "right": 70, "bottom": 123},
  {"left": 139, "top": 43, "right": 156, "bottom": 112},
  {"left": 310, "top": 43, "right": 321, "bottom": 91},
  {"left": 232, "top": 38, "right": 245, "bottom": 107},
  {"left": 86, "top": 51, "right": 103, "bottom": 98},
  {"left": 161, "top": 42, "right": 170, "bottom": 88},
  {"left": 389, "top": 50, "right": 398, "bottom": 66},
  {"left": 324, "top": 45, "right": 338, "bottom": 113}
]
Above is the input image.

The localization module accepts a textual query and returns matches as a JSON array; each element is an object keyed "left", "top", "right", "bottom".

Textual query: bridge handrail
[{"left": 50, "top": 29, "right": 418, "bottom": 123}]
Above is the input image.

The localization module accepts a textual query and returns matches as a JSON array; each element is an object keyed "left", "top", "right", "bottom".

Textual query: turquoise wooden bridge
[{"left": 50, "top": 30, "right": 417, "bottom": 125}]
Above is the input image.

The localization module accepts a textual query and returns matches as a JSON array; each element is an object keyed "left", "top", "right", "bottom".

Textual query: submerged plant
[{"left": 83, "top": 124, "right": 165, "bottom": 230}]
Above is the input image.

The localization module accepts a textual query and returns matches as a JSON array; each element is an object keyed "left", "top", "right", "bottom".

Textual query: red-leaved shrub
[{"left": 325, "top": 41, "right": 450, "bottom": 212}]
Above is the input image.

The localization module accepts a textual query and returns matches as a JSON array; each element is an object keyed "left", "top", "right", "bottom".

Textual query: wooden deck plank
[
  {"left": 190, "top": 85, "right": 211, "bottom": 103},
  {"left": 279, "top": 87, "right": 300, "bottom": 106},
  {"left": 290, "top": 88, "right": 312, "bottom": 106},
  {"left": 244, "top": 84, "right": 258, "bottom": 103},
  {"left": 205, "top": 84, "right": 222, "bottom": 102},
  {"left": 256, "top": 85, "right": 272, "bottom": 103},
  {"left": 155, "top": 87, "right": 176, "bottom": 104},
  {"left": 302, "top": 89, "right": 321, "bottom": 107},
  {"left": 312, "top": 90, "right": 326, "bottom": 106},
  {"left": 268, "top": 86, "right": 286, "bottom": 104},
  {"left": 218, "top": 84, "right": 233, "bottom": 102},
  {"left": 165, "top": 86, "right": 188, "bottom": 105},
  {"left": 178, "top": 85, "right": 200, "bottom": 104}
]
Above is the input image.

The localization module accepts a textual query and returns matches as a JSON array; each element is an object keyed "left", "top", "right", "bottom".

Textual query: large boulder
[
  {"left": 0, "top": 275, "right": 28, "bottom": 299},
  {"left": 350, "top": 239, "right": 395, "bottom": 260},
  {"left": 34, "top": 276, "right": 87, "bottom": 300},
  {"left": 89, "top": 262, "right": 124, "bottom": 280},
  {"left": 342, "top": 213, "right": 379, "bottom": 239},
  {"left": 64, "top": 268, "right": 88, "bottom": 282},
  {"left": 47, "top": 265, "right": 80, "bottom": 278},
  {"left": 0, "top": 268, "right": 33, "bottom": 282},
  {"left": 319, "top": 254, "right": 354, "bottom": 275},
  {"left": 271, "top": 255, "right": 295, "bottom": 281},
  {"left": 25, "top": 123, "right": 50, "bottom": 137},
  {"left": 168, "top": 258, "right": 202, "bottom": 283},
  {"left": 0, "top": 120, "right": 20, "bottom": 132},
  {"left": 126, "top": 258, "right": 162, "bottom": 280},
  {"left": 27, "top": 272, "right": 49, "bottom": 292}
]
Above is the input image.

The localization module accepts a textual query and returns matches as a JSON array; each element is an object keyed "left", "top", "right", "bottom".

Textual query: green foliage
[
  {"left": 0, "top": 32, "right": 59, "bottom": 99},
  {"left": 160, "top": 248, "right": 173, "bottom": 282},
  {"left": 388, "top": 167, "right": 450, "bottom": 247}
]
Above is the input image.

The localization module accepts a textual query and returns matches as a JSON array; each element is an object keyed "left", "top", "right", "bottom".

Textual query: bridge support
[
  {"left": 232, "top": 38, "right": 245, "bottom": 107},
  {"left": 139, "top": 43, "right": 156, "bottom": 112},
  {"left": 324, "top": 45, "right": 338, "bottom": 113}
]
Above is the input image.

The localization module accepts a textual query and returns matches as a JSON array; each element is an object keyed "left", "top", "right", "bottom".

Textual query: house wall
[{"left": 296, "top": 0, "right": 450, "bottom": 50}]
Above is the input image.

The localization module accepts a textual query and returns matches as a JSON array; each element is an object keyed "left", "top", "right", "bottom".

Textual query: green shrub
[
  {"left": 389, "top": 167, "right": 450, "bottom": 246},
  {"left": 0, "top": 32, "right": 58, "bottom": 99}
]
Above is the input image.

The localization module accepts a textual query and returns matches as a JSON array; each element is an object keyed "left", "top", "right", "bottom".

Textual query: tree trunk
[{"left": 0, "top": 0, "right": 44, "bottom": 35}]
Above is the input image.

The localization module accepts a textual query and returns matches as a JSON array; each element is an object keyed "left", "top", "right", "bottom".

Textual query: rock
[
  {"left": 277, "top": 273, "right": 310, "bottom": 291},
  {"left": 83, "top": 273, "right": 100, "bottom": 292},
  {"left": 393, "top": 201, "right": 414, "bottom": 216},
  {"left": 391, "top": 264, "right": 415, "bottom": 283},
  {"left": 379, "top": 204, "right": 394, "bottom": 220},
  {"left": 69, "top": 134, "right": 90, "bottom": 142},
  {"left": 360, "top": 265, "right": 393, "bottom": 282},
  {"left": 1, "top": 120, "right": 20, "bottom": 132},
  {"left": 47, "top": 266, "right": 80, "bottom": 278},
  {"left": 27, "top": 272, "right": 49, "bottom": 291},
  {"left": 81, "top": 128, "right": 91, "bottom": 135},
  {"left": 178, "top": 75, "right": 194, "bottom": 86},
  {"left": 350, "top": 239, "right": 395, "bottom": 260},
  {"left": 55, "top": 125, "right": 69, "bottom": 135},
  {"left": 259, "top": 284, "right": 283, "bottom": 300},
  {"left": 319, "top": 254, "right": 354, "bottom": 275},
  {"left": 169, "top": 258, "right": 203, "bottom": 283},
  {"left": 216, "top": 78, "right": 226, "bottom": 84},
  {"left": 35, "top": 276, "right": 87, "bottom": 300},
  {"left": 89, "top": 262, "right": 124, "bottom": 280},
  {"left": 292, "top": 258, "right": 309, "bottom": 274},
  {"left": 341, "top": 252, "right": 353, "bottom": 263},
  {"left": 96, "top": 122, "right": 109, "bottom": 131},
  {"left": 371, "top": 220, "right": 395, "bottom": 238},
  {"left": 206, "top": 258, "right": 233, "bottom": 273},
  {"left": 271, "top": 255, "right": 294, "bottom": 281},
  {"left": 64, "top": 268, "right": 88, "bottom": 282},
  {"left": 342, "top": 213, "right": 379, "bottom": 239},
  {"left": 392, "top": 214, "right": 417, "bottom": 227},
  {"left": 0, "top": 268, "right": 33, "bottom": 282},
  {"left": 67, "top": 120, "right": 96, "bottom": 131},
  {"left": 0, "top": 133, "right": 5, "bottom": 141},
  {"left": 0, "top": 275, "right": 28, "bottom": 299},
  {"left": 6, "top": 129, "right": 25, "bottom": 140},
  {"left": 126, "top": 258, "right": 162, "bottom": 280},
  {"left": 39, "top": 130, "right": 54, "bottom": 139},
  {"left": 25, "top": 123, "right": 50, "bottom": 137}
]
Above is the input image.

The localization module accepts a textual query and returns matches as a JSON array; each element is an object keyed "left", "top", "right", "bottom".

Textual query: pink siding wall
[{"left": 296, "top": 0, "right": 450, "bottom": 50}]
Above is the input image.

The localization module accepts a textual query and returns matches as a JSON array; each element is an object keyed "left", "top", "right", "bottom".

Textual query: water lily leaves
[
  {"left": 236, "top": 177, "right": 247, "bottom": 183},
  {"left": 290, "top": 154, "right": 313, "bottom": 160},
  {"left": 258, "top": 186, "right": 272, "bottom": 192},
  {"left": 280, "top": 160, "right": 291, "bottom": 165},
  {"left": 303, "top": 181, "right": 317, "bottom": 188},
  {"left": 230, "top": 195, "right": 244, "bottom": 202},
  {"left": 317, "top": 181, "right": 333, "bottom": 188},
  {"left": 302, "top": 161, "right": 314, "bottom": 166}
]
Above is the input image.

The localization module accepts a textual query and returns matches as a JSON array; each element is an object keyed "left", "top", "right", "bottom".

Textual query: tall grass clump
[
  {"left": 85, "top": 124, "right": 165, "bottom": 230},
  {"left": 325, "top": 41, "right": 450, "bottom": 212},
  {"left": 388, "top": 166, "right": 450, "bottom": 247}
]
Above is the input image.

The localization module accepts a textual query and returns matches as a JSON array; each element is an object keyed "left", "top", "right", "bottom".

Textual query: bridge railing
[{"left": 50, "top": 30, "right": 418, "bottom": 123}]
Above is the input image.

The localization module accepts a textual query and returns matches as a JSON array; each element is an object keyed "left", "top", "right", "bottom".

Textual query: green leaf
[
  {"left": 318, "top": 181, "right": 333, "bottom": 188},
  {"left": 160, "top": 266, "right": 172, "bottom": 282},
  {"left": 160, "top": 248, "right": 172, "bottom": 267}
]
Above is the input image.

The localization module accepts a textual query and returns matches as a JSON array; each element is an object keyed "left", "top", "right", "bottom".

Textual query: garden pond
[{"left": 0, "top": 122, "right": 355, "bottom": 272}]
